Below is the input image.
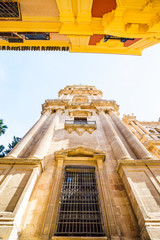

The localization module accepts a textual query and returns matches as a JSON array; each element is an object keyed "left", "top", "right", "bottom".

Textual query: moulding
[
  {"left": 54, "top": 146, "right": 106, "bottom": 169},
  {"left": 42, "top": 99, "right": 119, "bottom": 113},
  {"left": 116, "top": 159, "right": 160, "bottom": 174},
  {"left": 52, "top": 237, "right": 108, "bottom": 240},
  {"left": 68, "top": 110, "right": 92, "bottom": 118},
  {"left": 0, "top": 157, "right": 43, "bottom": 171}
]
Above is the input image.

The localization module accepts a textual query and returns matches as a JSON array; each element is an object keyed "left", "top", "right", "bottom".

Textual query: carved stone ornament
[
  {"left": 54, "top": 146, "right": 106, "bottom": 168},
  {"left": 65, "top": 122, "right": 96, "bottom": 136},
  {"left": 68, "top": 110, "right": 92, "bottom": 118},
  {"left": 72, "top": 95, "right": 89, "bottom": 103}
]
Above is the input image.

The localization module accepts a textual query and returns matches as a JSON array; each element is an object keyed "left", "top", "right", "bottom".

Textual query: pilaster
[
  {"left": 117, "top": 159, "right": 160, "bottom": 240},
  {"left": 30, "top": 110, "right": 60, "bottom": 159},
  {"left": 40, "top": 158, "right": 64, "bottom": 240},
  {"left": 6, "top": 111, "right": 51, "bottom": 159},
  {"left": 110, "top": 112, "right": 154, "bottom": 160},
  {"left": 0, "top": 160, "right": 41, "bottom": 240},
  {"left": 100, "top": 111, "right": 132, "bottom": 160}
]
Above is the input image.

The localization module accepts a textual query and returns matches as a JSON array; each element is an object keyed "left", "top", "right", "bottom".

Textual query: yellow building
[
  {"left": 0, "top": 0, "right": 159, "bottom": 55},
  {"left": 1, "top": 85, "right": 160, "bottom": 239}
]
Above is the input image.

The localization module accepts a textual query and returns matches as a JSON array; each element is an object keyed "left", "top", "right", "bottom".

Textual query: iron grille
[
  {"left": 65, "top": 120, "right": 96, "bottom": 125},
  {"left": 19, "top": 32, "right": 50, "bottom": 40},
  {"left": 55, "top": 166, "right": 105, "bottom": 237},
  {"left": 74, "top": 117, "right": 87, "bottom": 124},
  {"left": 0, "top": 32, "right": 50, "bottom": 43},
  {"left": 104, "top": 35, "right": 135, "bottom": 43},
  {"left": 0, "top": 32, "right": 23, "bottom": 42},
  {"left": 0, "top": 1, "right": 20, "bottom": 18}
]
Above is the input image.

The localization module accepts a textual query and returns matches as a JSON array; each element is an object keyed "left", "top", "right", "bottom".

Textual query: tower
[{"left": 1, "top": 85, "right": 160, "bottom": 240}]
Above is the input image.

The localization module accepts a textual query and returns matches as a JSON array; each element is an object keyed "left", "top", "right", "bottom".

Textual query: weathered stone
[{"left": 1, "top": 85, "right": 160, "bottom": 240}]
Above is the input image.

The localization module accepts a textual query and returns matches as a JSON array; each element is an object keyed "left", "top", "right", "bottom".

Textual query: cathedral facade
[{"left": 1, "top": 85, "right": 160, "bottom": 240}]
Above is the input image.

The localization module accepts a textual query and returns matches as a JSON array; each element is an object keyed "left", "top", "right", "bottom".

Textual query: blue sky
[{"left": 0, "top": 44, "right": 160, "bottom": 147}]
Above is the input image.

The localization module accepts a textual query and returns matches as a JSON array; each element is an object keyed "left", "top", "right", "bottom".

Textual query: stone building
[
  {"left": 0, "top": 0, "right": 159, "bottom": 55},
  {"left": 1, "top": 85, "right": 160, "bottom": 240}
]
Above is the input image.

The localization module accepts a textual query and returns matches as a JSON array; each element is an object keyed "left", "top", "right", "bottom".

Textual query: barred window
[
  {"left": 55, "top": 166, "right": 105, "bottom": 237},
  {"left": 0, "top": 1, "right": 20, "bottom": 19},
  {"left": 74, "top": 117, "right": 87, "bottom": 124},
  {"left": 19, "top": 32, "right": 50, "bottom": 40}
]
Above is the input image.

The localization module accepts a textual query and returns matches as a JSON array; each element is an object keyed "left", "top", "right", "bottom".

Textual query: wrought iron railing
[
  {"left": 104, "top": 35, "right": 135, "bottom": 43},
  {"left": 0, "top": 32, "right": 50, "bottom": 43},
  {"left": 65, "top": 120, "right": 96, "bottom": 125}
]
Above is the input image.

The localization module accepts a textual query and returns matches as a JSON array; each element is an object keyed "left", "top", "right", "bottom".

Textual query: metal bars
[
  {"left": 0, "top": 32, "right": 50, "bottom": 43},
  {"left": 19, "top": 32, "right": 50, "bottom": 40},
  {"left": 0, "top": 0, "right": 19, "bottom": 18},
  {"left": 104, "top": 35, "right": 135, "bottom": 43},
  {"left": 0, "top": 32, "right": 23, "bottom": 42},
  {"left": 65, "top": 120, "right": 96, "bottom": 125},
  {"left": 55, "top": 166, "right": 105, "bottom": 237}
]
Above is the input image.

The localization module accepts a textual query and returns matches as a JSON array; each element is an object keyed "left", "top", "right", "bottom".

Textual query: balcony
[{"left": 65, "top": 120, "right": 96, "bottom": 136}]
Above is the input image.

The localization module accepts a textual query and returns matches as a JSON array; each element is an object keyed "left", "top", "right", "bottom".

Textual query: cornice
[
  {"left": 122, "top": 114, "right": 137, "bottom": 123},
  {"left": 122, "top": 115, "right": 160, "bottom": 126},
  {"left": 58, "top": 85, "right": 103, "bottom": 97},
  {"left": 54, "top": 146, "right": 106, "bottom": 169},
  {"left": 141, "top": 121, "right": 160, "bottom": 126},
  {"left": 0, "top": 157, "right": 43, "bottom": 171},
  {"left": 42, "top": 99, "right": 119, "bottom": 113},
  {"left": 116, "top": 159, "right": 160, "bottom": 174},
  {"left": 68, "top": 110, "right": 93, "bottom": 118}
]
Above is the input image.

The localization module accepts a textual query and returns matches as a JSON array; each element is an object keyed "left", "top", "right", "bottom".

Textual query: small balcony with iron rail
[{"left": 64, "top": 118, "right": 96, "bottom": 136}]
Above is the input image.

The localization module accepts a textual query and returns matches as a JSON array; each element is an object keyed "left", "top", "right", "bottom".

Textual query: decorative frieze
[{"left": 68, "top": 110, "right": 92, "bottom": 118}]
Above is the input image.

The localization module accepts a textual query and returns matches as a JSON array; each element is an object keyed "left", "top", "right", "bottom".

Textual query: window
[
  {"left": 55, "top": 166, "right": 105, "bottom": 237},
  {"left": 74, "top": 117, "right": 87, "bottom": 124},
  {"left": 0, "top": 32, "right": 23, "bottom": 43},
  {"left": 19, "top": 32, "right": 50, "bottom": 40},
  {"left": 0, "top": 32, "right": 49, "bottom": 43},
  {"left": 0, "top": 1, "right": 20, "bottom": 19}
]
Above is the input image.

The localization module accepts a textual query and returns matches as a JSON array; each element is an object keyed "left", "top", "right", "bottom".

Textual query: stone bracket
[{"left": 65, "top": 123, "right": 96, "bottom": 136}]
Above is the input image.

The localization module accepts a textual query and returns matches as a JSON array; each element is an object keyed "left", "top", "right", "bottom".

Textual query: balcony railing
[{"left": 65, "top": 120, "right": 96, "bottom": 125}]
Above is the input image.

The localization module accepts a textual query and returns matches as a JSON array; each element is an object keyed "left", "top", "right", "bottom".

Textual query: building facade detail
[
  {"left": 1, "top": 85, "right": 160, "bottom": 240},
  {"left": 0, "top": 1, "right": 159, "bottom": 55},
  {"left": 64, "top": 118, "right": 96, "bottom": 135},
  {"left": 123, "top": 114, "right": 160, "bottom": 160}
]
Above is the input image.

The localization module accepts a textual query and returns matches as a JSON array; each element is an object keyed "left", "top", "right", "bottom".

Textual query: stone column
[
  {"left": 135, "top": 120, "right": 150, "bottom": 135},
  {"left": 7, "top": 111, "right": 51, "bottom": 158},
  {"left": 100, "top": 111, "right": 132, "bottom": 160},
  {"left": 130, "top": 121, "right": 144, "bottom": 136},
  {"left": 30, "top": 110, "right": 60, "bottom": 159},
  {"left": 110, "top": 112, "right": 154, "bottom": 159}
]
